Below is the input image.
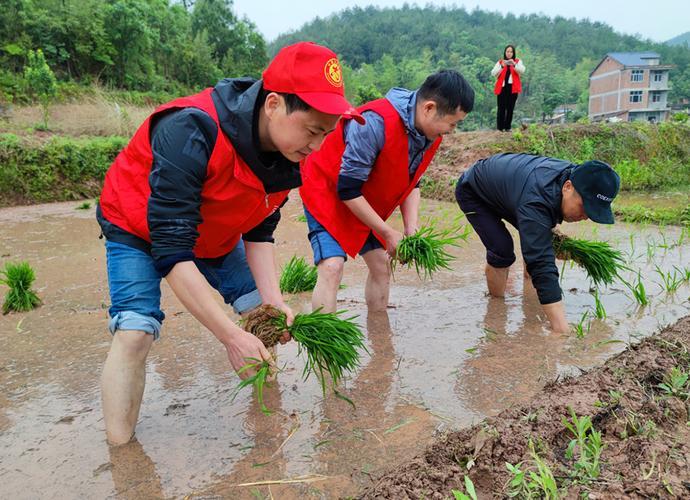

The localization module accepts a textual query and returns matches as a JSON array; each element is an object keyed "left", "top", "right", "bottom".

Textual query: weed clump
[{"left": 1, "top": 261, "right": 41, "bottom": 314}]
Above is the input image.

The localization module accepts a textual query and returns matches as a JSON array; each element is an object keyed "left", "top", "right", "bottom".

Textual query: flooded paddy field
[{"left": 1, "top": 197, "right": 689, "bottom": 499}]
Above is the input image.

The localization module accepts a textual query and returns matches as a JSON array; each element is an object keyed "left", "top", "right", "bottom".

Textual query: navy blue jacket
[{"left": 462, "top": 153, "right": 573, "bottom": 304}]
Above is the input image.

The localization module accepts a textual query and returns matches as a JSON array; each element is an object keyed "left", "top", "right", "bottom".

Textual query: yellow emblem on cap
[{"left": 324, "top": 58, "right": 343, "bottom": 87}]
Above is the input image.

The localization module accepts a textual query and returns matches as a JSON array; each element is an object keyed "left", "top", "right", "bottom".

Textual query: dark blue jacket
[{"left": 462, "top": 153, "right": 573, "bottom": 304}]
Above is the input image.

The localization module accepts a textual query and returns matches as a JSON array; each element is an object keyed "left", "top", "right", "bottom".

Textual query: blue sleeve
[
  {"left": 337, "top": 111, "right": 385, "bottom": 200},
  {"left": 147, "top": 108, "right": 218, "bottom": 276},
  {"left": 517, "top": 202, "right": 562, "bottom": 305}
]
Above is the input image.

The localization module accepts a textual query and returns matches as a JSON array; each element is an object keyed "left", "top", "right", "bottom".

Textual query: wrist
[{"left": 217, "top": 324, "right": 245, "bottom": 347}]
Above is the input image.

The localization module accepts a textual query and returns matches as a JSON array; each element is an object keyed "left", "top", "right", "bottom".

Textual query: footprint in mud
[{"left": 164, "top": 402, "right": 190, "bottom": 416}]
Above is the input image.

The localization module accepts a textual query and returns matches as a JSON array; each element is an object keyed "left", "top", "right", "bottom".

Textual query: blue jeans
[
  {"left": 105, "top": 240, "right": 261, "bottom": 340},
  {"left": 303, "top": 206, "right": 382, "bottom": 265}
]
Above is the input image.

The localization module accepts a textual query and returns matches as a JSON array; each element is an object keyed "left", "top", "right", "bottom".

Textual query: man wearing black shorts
[{"left": 455, "top": 153, "right": 620, "bottom": 332}]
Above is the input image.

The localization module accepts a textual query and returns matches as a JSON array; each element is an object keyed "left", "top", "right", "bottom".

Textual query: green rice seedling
[
  {"left": 451, "top": 476, "right": 477, "bottom": 500},
  {"left": 657, "top": 367, "right": 689, "bottom": 400},
  {"left": 562, "top": 407, "right": 604, "bottom": 483},
  {"left": 231, "top": 358, "right": 274, "bottom": 415},
  {"left": 76, "top": 201, "right": 91, "bottom": 210},
  {"left": 592, "top": 289, "right": 606, "bottom": 319},
  {"left": 654, "top": 265, "right": 683, "bottom": 293},
  {"left": 573, "top": 310, "right": 591, "bottom": 339},
  {"left": 674, "top": 265, "right": 690, "bottom": 283},
  {"left": 294, "top": 214, "right": 307, "bottom": 223},
  {"left": 1, "top": 261, "right": 41, "bottom": 314},
  {"left": 394, "top": 223, "right": 470, "bottom": 279},
  {"left": 620, "top": 272, "right": 649, "bottom": 306},
  {"left": 646, "top": 239, "right": 656, "bottom": 261},
  {"left": 243, "top": 305, "right": 366, "bottom": 395},
  {"left": 552, "top": 231, "right": 626, "bottom": 286},
  {"left": 279, "top": 255, "right": 318, "bottom": 293}
]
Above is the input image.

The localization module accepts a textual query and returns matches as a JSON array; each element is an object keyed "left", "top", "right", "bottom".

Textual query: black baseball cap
[{"left": 570, "top": 160, "right": 620, "bottom": 224}]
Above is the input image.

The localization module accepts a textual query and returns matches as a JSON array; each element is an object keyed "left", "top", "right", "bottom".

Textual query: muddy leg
[
  {"left": 312, "top": 256, "right": 345, "bottom": 313},
  {"left": 101, "top": 330, "right": 153, "bottom": 445},
  {"left": 362, "top": 249, "right": 391, "bottom": 312},
  {"left": 485, "top": 263, "right": 510, "bottom": 297}
]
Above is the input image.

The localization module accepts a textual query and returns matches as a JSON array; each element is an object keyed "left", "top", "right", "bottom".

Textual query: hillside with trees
[
  {"left": 1, "top": 2, "right": 689, "bottom": 129},
  {"left": 271, "top": 5, "right": 690, "bottom": 128}
]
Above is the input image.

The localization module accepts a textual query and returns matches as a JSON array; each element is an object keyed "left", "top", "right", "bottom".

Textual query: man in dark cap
[{"left": 455, "top": 153, "right": 620, "bottom": 332}]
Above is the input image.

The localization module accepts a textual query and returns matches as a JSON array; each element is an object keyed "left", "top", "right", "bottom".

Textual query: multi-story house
[{"left": 588, "top": 52, "right": 673, "bottom": 122}]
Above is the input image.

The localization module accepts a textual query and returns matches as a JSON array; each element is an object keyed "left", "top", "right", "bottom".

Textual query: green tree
[{"left": 24, "top": 48, "right": 57, "bottom": 129}]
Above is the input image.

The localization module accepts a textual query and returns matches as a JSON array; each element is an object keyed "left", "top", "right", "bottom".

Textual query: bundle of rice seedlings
[
  {"left": 394, "top": 223, "right": 469, "bottom": 279},
  {"left": 242, "top": 305, "right": 366, "bottom": 395},
  {"left": 279, "top": 256, "right": 318, "bottom": 293},
  {"left": 1, "top": 261, "right": 41, "bottom": 314},
  {"left": 552, "top": 231, "right": 626, "bottom": 286}
]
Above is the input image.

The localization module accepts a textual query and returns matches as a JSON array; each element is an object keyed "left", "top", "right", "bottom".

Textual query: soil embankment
[{"left": 362, "top": 316, "right": 690, "bottom": 498}]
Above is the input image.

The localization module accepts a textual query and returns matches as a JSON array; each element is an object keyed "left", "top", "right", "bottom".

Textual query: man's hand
[
  {"left": 223, "top": 329, "right": 275, "bottom": 379},
  {"left": 382, "top": 227, "right": 404, "bottom": 259}
]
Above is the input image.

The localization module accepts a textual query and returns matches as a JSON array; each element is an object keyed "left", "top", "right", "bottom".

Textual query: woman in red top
[{"left": 492, "top": 45, "right": 525, "bottom": 131}]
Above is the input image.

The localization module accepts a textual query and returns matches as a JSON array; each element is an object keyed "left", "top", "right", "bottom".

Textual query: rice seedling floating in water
[
  {"left": 394, "top": 223, "right": 470, "bottom": 279},
  {"left": 1, "top": 261, "right": 41, "bottom": 314},
  {"left": 552, "top": 230, "right": 626, "bottom": 286},
  {"left": 242, "top": 305, "right": 366, "bottom": 396},
  {"left": 279, "top": 256, "right": 318, "bottom": 293}
]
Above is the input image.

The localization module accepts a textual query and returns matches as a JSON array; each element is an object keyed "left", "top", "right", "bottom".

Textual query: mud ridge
[{"left": 361, "top": 315, "right": 690, "bottom": 499}]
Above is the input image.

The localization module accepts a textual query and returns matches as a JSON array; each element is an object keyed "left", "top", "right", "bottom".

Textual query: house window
[
  {"left": 651, "top": 91, "right": 662, "bottom": 103},
  {"left": 631, "top": 70, "right": 644, "bottom": 82},
  {"left": 652, "top": 71, "right": 663, "bottom": 82},
  {"left": 629, "top": 91, "right": 643, "bottom": 103}
]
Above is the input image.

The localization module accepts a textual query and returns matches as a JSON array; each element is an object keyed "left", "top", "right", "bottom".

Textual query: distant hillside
[
  {"left": 270, "top": 6, "right": 690, "bottom": 127},
  {"left": 667, "top": 31, "right": 690, "bottom": 47}
]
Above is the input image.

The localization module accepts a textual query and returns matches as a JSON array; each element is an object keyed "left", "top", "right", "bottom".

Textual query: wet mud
[{"left": 1, "top": 197, "right": 689, "bottom": 499}]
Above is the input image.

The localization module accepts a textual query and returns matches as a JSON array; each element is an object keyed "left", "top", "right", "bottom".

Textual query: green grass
[
  {"left": 505, "top": 440, "right": 560, "bottom": 499},
  {"left": 615, "top": 203, "right": 690, "bottom": 226},
  {"left": 552, "top": 231, "right": 626, "bottom": 286},
  {"left": 75, "top": 201, "right": 91, "bottom": 210},
  {"left": 394, "top": 223, "right": 470, "bottom": 279},
  {"left": 279, "top": 255, "right": 318, "bottom": 293},
  {"left": 1, "top": 261, "right": 41, "bottom": 313},
  {"left": 654, "top": 265, "right": 684, "bottom": 293},
  {"left": 592, "top": 289, "right": 606, "bottom": 319},
  {"left": 562, "top": 407, "right": 604, "bottom": 483},
  {"left": 451, "top": 476, "right": 478, "bottom": 500},
  {"left": 573, "top": 310, "right": 591, "bottom": 339},
  {"left": 658, "top": 367, "right": 689, "bottom": 399}
]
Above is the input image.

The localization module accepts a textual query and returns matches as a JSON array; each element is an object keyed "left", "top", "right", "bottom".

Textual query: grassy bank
[
  {"left": 1, "top": 122, "right": 689, "bottom": 224},
  {"left": 0, "top": 133, "right": 126, "bottom": 206},
  {"left": 422, "top": 122, "right": 690, "bottom": 225}
]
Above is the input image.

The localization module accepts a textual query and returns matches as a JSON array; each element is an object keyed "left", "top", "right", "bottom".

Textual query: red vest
[
  {"left": 99, "top": 89, "right": 289, "bottom": 258},
  {"left": 300, "top": 98, "right": 441, "bottom": 257},
  {"left": 494, "top": 59, "right": 522, "bottom": 95}
]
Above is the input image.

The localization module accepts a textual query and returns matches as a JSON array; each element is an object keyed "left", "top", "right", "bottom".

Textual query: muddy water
[{"left": 1, "top": 198, "right": 688, "bottom": 499}]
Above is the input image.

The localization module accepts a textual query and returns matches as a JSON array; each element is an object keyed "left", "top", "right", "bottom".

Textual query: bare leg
[
  {"left": 311, "top": 256, "right": 345, "bottom": 313},
  {"left": 362, "top": 249, "right": 391, "bottom": 312},
  {"left": 485, "top": 263, "right": 510, "bottom": 297},
  {"left": 101, "top": 330, "right": 154, "bottom": 445}
]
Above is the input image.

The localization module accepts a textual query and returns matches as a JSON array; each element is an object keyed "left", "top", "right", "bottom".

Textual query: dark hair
[
  {"left": 258, "top": 88, "right": 311, "bottom": 113},
  {"left": 417, "top": 69, "right": 475, "bottom": 115},
  {"left": 503, "top": 45, "right": 516, "bottom": 60}
]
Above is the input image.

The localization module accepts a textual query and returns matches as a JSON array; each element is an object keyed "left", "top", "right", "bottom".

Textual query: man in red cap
[{"left": 97, "top": 42, "right": 362, "bottom": 445}]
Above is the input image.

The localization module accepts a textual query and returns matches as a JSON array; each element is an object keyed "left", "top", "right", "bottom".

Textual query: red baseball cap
[{"left": 263, "top": 42, "right": 364, "bottom": 124}]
